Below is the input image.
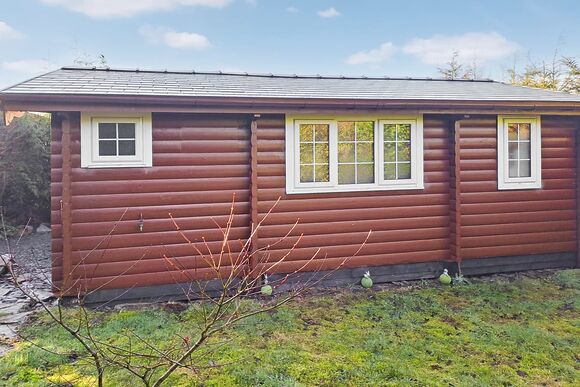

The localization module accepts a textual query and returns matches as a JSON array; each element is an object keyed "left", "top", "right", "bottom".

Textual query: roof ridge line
[{"left": 58, "top": 66, "right": 497, "bottom": 83}]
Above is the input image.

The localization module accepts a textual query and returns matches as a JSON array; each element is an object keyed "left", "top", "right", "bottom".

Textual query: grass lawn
[{"left": 0, "top": 269, "right": 578, "bottom": 386}]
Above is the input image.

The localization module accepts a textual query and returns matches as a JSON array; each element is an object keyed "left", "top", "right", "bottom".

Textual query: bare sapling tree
[
  {"left": 438, "top": 51, "right": 481, "bottom": 80},
  {"left": 1, "top": 196, "right": 371, "bottom": 386}
]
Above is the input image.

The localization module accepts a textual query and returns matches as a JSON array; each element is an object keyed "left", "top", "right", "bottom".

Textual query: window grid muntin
[
  {"left": 97, "top": 122, "right": 137, "bottom": 157},
  {"left": 384, "top": 123, "right": 412, "bottom": 180},
  {"left": 507, "top": 123, "right": 531, "bottom": 178},
  {"left": 337, "top": 121, "right": 374, "bottom": 185},
  {"left": 299, "top": 124, "right": 329, "bottom": 183}
]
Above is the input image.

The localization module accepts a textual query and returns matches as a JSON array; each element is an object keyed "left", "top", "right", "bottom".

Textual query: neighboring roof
[{"left": 2, "top": 67, "right": 580, "bottom": 103}]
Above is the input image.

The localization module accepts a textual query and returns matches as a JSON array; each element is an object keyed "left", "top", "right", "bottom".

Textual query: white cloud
[
  {"left": 0, "top": 21, "right": 23, "bottom": 40},
  {"left": 318, "top": 7, "right": 340, "bottom": 18},
  {"left": 403, "top": 32, "right": 518, "bottom": 65},
  {"left": 286, "top": 6, "right": 298, "bottom": 13},
  {"left": 2, "top": 59, "right": 54, "bottom": 74},
  {"left": 140, "top": 26, "right": 211, "bottom": 50},
  {"left": 346, "top": 42, "right": 397, "bottom": 65},
  {"left": 40, "top": 0, "right": 231, "bottom": 18}
]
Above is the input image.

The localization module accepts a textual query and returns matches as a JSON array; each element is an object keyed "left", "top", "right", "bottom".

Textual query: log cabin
[{"left": 1, "top": 67, "right": 579, "bottom": 302}]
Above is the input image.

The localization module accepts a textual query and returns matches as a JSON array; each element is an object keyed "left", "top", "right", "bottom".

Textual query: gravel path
[{"left": 0, "top": 231, "right": 53, "bottom": 355}]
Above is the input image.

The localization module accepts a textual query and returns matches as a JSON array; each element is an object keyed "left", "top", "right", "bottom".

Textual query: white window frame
[
  {"left": 80, "top": 112, "right": 153, "bottom": 168},
  {"left": 378, "top": 119, "right": 424, "bottom": 190},
  {"left": 497, "top": 115, "right": 542, "bottom": 190},
  {"left": 285, "top": 115, "right": 424, "bottom": 194}
]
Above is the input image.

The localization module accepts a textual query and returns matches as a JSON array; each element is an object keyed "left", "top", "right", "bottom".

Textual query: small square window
[
  {"left": 96, "top": 122, "right": 137, "bottom": 157},
  {"left": 81, "top": 113, "right": 152, "bottom": 168}
]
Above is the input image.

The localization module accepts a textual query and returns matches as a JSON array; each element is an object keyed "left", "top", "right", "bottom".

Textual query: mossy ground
[{"left": 0, "top": 269, "right": 578, "bottom": 386}]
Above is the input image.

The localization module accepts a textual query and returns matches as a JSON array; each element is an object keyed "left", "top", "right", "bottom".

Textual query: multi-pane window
[
  {"left": 497, "top": 116, "right": 541, "bottom": 190},
  {"left": 80, "top": 113, "right": 153, "bottom": 168},
  {"left": 98, "top": 122, "right": 137, "bottom": 157},
  {"left": 337, "top": 121, "right": 374, "bottom": 184},
  {"left": 288, "top": 116, "right": 424, "bottom": 193},
  {"left": 383, "top": 123, "right": 412, "bottom": 180},
  {"left": 299, "top": 124, "right": 330, "bottom": 183},
  {"left": 507, "top": 123, "right": 531, "bottom": 178}
]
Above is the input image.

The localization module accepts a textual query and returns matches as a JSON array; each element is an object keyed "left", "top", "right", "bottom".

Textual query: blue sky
[{"left": 0, "top": 0, "right": 578, "bottom": 88}]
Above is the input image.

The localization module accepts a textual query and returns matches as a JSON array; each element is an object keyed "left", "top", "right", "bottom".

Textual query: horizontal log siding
[
  {"left": 255, "top": 115, "right": 451, "bottom": 274},
  {"left": 64, "top": 113, "right": 251, "bottom": 291},
  {"left": 50, "top": 114, "right": 63, "bottom": 288},
  {"left": 459, "top": 117, "right": 577, "bottom": 259}
]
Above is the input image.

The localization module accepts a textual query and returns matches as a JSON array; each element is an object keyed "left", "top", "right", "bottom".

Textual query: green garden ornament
[
  {"left": 261, "top": 274, "right": 273, "bottom": 296},
  {"left": 361, "top": 271, "right": 373, "bottom": 289},
  {"left": 439, "top": 269, "right": 452, "bottom": 285}
]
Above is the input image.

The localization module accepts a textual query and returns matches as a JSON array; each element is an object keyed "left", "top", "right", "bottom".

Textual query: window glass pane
[
  {"left": 315, "top": 165, "right": 329, "bottom": 182},
  {"left": 357, "top": 143, "right": 374, "bottom": 162},
  {"left": 398, "top": 124, "right": 411, "bottom": 141},
  {"left": 508, "top": 124, "right": 518, "bottom": 141},
  {"left": 519, "top": 142, "right": 530, "bottom": 159},
  {"left": 99, "top": 140, "right": 117, "bottom": 156},
  {"left": 519, "top": 123, "right": 531, "bottom": 140},
  {"left": 299, "top": 124, "right": 314, "bottom": 141},
  {"left": 384, "top": 163, "right": 396, "bottom": 180},
  {"left": 384, "top": 124, "right": 397, "bottom": 141},
  {"left": 314, "top": 143, "right": 329, "bottom": 162},
  {"left": 398, "top": 163, "right": 412, "bottom": 179},
  {"left": 519, "top": 160, "right": 531, "bottom": 177},
  {"left": 397, "top": 142, "right": 411, "bottom": 161},
  {"left": 356, "top": 122, "right": 374, "bottom": 141},
  {"left": 357, "top": 164, "right": 374, "bottom": 184},
  {"left": 118, "top": 140, "right": 136, "bottom": 156},
  {"left": 98, "top": 123, "right": 116, "bottom": 139},
  {"left": 338, "top": 164, "right": 355, "bottom": 184},
  {"left": 508, "top": 160, "right": 519, "bottom": 178},
  {"left": 508, "top": 143, "right": 518, "bottom": 159},
  {"left": 338, "top": 122, "right": 355, "bottom": 141},
  {"left": 338, "top": 143, "right": 355, "bottom": 162},
  {"left": 298, "top": 123, "right": 329, "bottom": 185},
  {"left": 299, "top": 144, "right": 313, "bottom": 164},
  {"left": 314, "top": 124, "right": 329, "bottom": 141},
  {"left": 300, "top": 165, "right": 314, "bottom": 183},
  {"left": 384, "top": 142, "right": 396, "bottom": 162},
  {"left": 118, "top": 123, "right": 135, "bottom": 139}
]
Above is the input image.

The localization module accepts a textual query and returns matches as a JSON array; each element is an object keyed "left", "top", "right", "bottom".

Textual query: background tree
[
  {"left": 0, "top": 113, "right": 51, "bottom": 230},
  {"left": 437, "top": 51, "right": 480, "bottom": 80},
  {"left": 506, "top": 52, "right": 579, "bottom": 93}
]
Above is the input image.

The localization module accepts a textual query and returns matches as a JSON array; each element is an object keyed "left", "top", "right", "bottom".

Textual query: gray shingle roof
[{"left": 2, "top": 67, "right": 580, "bottom": 102}]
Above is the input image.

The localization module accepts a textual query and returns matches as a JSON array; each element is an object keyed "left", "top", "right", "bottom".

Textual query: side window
[
  {"left": 98, "top": 122, "right": 136, "bottom": 157},
  {"left": 81, "top": 113, "right": 153, "bottom": 168},
  {"left": 497, "top": 116, "right": 541, "bottom": 190}
]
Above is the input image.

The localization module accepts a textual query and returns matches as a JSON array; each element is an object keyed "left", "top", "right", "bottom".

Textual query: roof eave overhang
[{"left": 1, "top": 92, "right": 580, "bottom": 116}]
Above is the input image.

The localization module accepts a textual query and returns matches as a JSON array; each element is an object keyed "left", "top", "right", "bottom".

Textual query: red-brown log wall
[
  {"left": 459, "top": 117, "right": 577, "bottom": 259},
  {"left": 52, "top": 113, "right": 251, "bottom": 292},
  {"left": 51, "top": 112, "right": 578, "bottom": 292},
  {"left": 254, "top": 115, "right": 452, "bottom": 274},
  {"left": 50, "top": 114, "right": 64, "bottom": 288}
]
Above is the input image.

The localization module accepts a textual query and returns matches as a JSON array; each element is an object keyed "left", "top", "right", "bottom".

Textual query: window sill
[
  {"left": 286, "top": 183, "right": 425, "bottom": 194},
  {"left": 497, "top": 181, "right": 542, "bottom": 190},
  {"left": 82, "top": 162, "right": 152, "bottom": 169}
]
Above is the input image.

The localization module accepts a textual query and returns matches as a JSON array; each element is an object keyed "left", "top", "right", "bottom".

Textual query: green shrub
[
  {"left": 0, "top": 113, "right": 51, "bottom": 230},
  {"left": 553, "top": 269, "right": 580, "bottom": 290}
]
